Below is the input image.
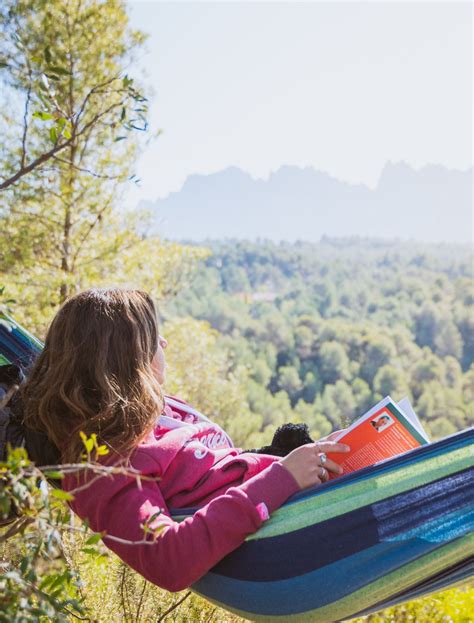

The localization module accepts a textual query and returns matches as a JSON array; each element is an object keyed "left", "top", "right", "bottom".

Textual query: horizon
[{"left": 139, "top": 160, "right": 473, "bottom": 244}]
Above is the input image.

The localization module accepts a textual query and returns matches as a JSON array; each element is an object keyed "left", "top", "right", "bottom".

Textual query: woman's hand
[{"left": 280, "top": 441, "right": 350, "bottom": 490}]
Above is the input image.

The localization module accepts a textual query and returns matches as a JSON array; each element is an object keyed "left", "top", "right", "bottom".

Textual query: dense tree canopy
[{"left": 166, "top": 238, "right": 473, "bottom": 443}]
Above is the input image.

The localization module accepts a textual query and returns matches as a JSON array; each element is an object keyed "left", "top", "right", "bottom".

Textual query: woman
[{"left": 20, "top": 288, "right": 349, "bottom": 591}]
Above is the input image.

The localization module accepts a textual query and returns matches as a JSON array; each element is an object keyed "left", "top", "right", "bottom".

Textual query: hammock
[
  {"left": 1, "top": 311, "right": 473, "bottom": 622},
  {"left": 174, "top": 429, "right": 473, "bottom": 621}
]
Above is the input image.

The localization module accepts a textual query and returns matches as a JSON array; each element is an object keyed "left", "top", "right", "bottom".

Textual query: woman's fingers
[
  {"left": 319, "top": 456, "right": 343, "bottom": 475},
  {"left": 313, "top": 441, "right": 351, "bottom": 455}
]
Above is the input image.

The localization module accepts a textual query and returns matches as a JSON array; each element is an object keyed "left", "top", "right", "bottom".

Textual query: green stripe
[
  {"left": 247, "top": 444, "right": 473, "bottom": 540},
  {"left": 171, "top": 443, "right": 473, "bottom": 530},
  {"left": 194, "top": 533, "right": 474, "bottom": 622}
]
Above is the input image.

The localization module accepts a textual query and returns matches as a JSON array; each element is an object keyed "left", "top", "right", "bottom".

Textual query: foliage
[
  {"left": 0, "top": 447, "right": 85, "bottom": 621},
  {"left": 162, "top": 316, "right": 263, "bottom": 448},
  {"left": 0, "top": 0, "right": 185, "bottom": 330},
  {"left": 167, "top": 239, "right": 474, "bottom": 442},
  {"left": 1, "top": 237, "right": 473, "bottom": 620},
  {"left": 0, "top": 0, "right": 149, "bottom": 192},
  {"left": 351, "top": 586, "right": 474, "bottom": 623}
]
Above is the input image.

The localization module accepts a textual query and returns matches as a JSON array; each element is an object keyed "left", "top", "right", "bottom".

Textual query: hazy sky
[{"left": 125, "top": 1, "right": 472, "bottom": 207}]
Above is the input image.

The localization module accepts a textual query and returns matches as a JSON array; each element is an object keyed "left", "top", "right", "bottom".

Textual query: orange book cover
[{"left": 326, "top": 396, "right": 429, "bottom": 478}]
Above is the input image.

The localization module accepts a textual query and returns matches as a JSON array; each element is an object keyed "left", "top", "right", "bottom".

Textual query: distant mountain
[{"left": 138, "top": 162, "right": 473, "bottom": 243}]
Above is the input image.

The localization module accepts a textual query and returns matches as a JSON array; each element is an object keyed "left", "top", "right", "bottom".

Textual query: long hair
[{"left": 21, "top": 288, "right": 163, "bottom": 463}]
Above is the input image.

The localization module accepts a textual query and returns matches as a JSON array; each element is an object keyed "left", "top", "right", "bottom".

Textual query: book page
[
  {"left": 398, "top": 396, "right": 429, "bottom": 441},
  {"left": 327, "top": 397, "right": 428, "bottom": 478}
]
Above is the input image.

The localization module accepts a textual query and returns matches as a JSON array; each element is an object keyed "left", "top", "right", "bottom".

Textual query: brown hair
[{"left": 21, "top": 288, "right": 163, "bottom": 463}]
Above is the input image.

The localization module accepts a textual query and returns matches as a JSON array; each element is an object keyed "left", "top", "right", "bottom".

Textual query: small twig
[
  {"left": 62, "top": 605, "right": 91, "bottom": 621},
  {"left": 157, "top": 591, "right": 191, "bottom": 622},
  {"left": 52, "top": 155, "right": 122, "bottom": 180},
  {"left": 21, "top": 78, "right": 32, "bottom": 169},
  {"left": 135, "top": 577, "right": 149, "bottom": 622},
  {"left": 0, "top": 516, "right": 35, "bottom": 543},
  {"left": 119, "top": 563, "right": 130, "bottom": 623},
  {"left": 204, "top": 607, "right": 217, "bottom": 623}
]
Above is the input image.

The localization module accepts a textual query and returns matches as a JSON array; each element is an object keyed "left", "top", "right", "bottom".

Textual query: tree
[
  {"left": 0, "top": 0, "right": 148, "bottom": 191},
  {"left": 161, "top": 316, "right": 262, "bottom": 447},
  {"left": 360, "top": 335, "right": 396, "bottom": 384},
  {"left": 434, "top": 321, "right": 463, "bottom": 359},
  {"left": 278, "top": 365, "right": 302, "bottom": 398},
  {"left": 414, "top": 302, "right": 441, "bottom": 350},
  {"left": 373, "top": 364, "right": 410, "bottom": 400},
  {"left": 1, "top": 0, "right": 190, "bottom": 329},
  {"left": 318, "top": 341, "right": 351, "bottom": 385},
  {"left": 294, "top": 324, "right": 315, "bottom": 359}
]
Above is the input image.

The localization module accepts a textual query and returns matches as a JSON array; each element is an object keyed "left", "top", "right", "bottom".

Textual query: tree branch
[
  {"left": 21, "top": 77, "right": 32, "bottom": 169},
  {"left": 52, "top": 155, "right": 122, "bottom": 180},
  {"left": 0, "top": 139, "right": 74, "bottom": 191},
  {"left": 1, "top": 88, "right": 127, "bottom": 192},
  {"left": 157, "top": 592, "right": 192, "bottom": 622}
]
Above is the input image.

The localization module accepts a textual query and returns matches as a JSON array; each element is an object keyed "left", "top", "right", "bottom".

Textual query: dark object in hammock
[{"left": 247, "top": 422, "right": 314, "bottom": 457}]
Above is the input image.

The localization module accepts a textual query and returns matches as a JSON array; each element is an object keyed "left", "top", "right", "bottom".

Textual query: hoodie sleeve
[{"left": 67, "top": 460, "right": 299, "bottom": 592}]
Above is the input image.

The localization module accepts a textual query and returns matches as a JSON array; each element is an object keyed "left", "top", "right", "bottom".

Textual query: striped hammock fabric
[
  {"left": 0, "top": 311, "right": 43, "bottom": 369},
  {"left": 176, "top": 430, "right": 473, "bottom": 621},
  {"left": 1, "top": 310, "right": 473, "bottom": 622}
]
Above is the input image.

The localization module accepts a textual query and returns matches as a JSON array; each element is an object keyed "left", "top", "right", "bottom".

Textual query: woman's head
[{"left": 22, "top": 288, "right": 164, "bottom": 462}]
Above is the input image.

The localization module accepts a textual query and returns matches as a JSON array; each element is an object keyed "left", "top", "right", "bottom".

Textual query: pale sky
[{"left": 125, "top": 1, "right": 473, "bottom": 207}]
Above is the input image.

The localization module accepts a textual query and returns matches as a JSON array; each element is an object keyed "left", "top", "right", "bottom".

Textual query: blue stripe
[
  {"left": 193, "top": 538, "right": 455, "bottom": 616},
  {"left": 205, "top": 468, "right": 473, "bottom": 582},
  {"left": 212, "top": 505, "right": 378, "bottom": 581},
  {"left": 0, "top": 326, "right": 42, "bottom": 367},
  {"left": 373, "top": 469, "right": 474, "bottom": 543}
]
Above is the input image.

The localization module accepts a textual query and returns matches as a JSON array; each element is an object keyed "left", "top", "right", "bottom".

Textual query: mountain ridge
[{"left": 139, "top": 161, "right": 473, "bottom": 243}]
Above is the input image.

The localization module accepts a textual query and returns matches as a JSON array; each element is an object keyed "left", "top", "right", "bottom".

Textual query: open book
[{"left": 326, "top": 396, "right": 429, "bottom": 478}]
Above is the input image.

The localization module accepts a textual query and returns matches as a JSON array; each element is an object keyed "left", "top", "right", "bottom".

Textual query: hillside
[{"left": 165, "top": 238, "right": 474, "bottom": 447}]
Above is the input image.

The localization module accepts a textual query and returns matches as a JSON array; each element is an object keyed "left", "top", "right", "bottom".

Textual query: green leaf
[
  {"left": 49, "top": 127, "right": 58, "bottom": 143},
  {"left": 30, "top": 56, "right": 42, "bottom": 63},
  {"left": 50, "top": 488, "right": 74, "bottom": 501},
  {"left": 43, "top": 470, "right": 64, "bottom": 479},
  {"left": 32, "top": 111, "right": 53, "bottom": 121},
  {"left": 44, "top": 46, "right": 52, "bottom": 64},
  {"left": 114, "top": 136, "right": 127, "bottom": 142},
  {"left": 47, "top": 65, "right": 71, "bottom": 76},
  {"left": 85, "top": 533, "right": 103, "bottom": 545},
  {"left": 0, "top": 61, "right": 8, "bottom": 69}
]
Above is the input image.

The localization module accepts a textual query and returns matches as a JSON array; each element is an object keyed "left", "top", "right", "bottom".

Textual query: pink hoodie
[{"left": 65, "top": 397, "right": 300, "bottom": 592}]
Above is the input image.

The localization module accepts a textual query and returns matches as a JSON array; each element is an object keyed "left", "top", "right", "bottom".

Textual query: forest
[{"left": 164, "top": 238, "right": 473, "bottom": 448}]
